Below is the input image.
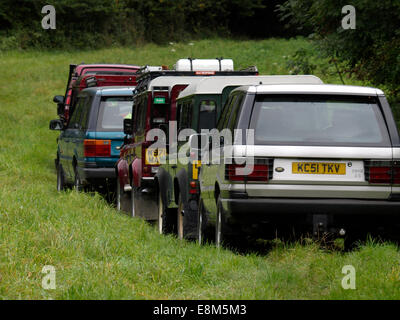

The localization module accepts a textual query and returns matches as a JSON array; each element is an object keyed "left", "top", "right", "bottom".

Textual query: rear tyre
[
  {"left": 130, "top": 187, "right": 137, "bottom": 217},
  {"left": 198, "top": 203, "right": 204, "bottom": 245},
  {"left": 157, "top": 191, "right": 168, "bottom": 234},
  {"left": 215, "top": 196, "right": 231, "bottom": 248},
  {"left": 74, "top": 168, "right": 83, "bottom": 192},
  {"left": 57, "top": 164, "right": 66, "bottom": 192},
  {"left": 116, "top": 177, "right": 122, "bottom": 211},
  {"left": 177, "top": 195, "right": 184, "bottom": 240},
  {"left": 197, "top": 197, "right": 211, "bottom": 245},
  {"left": 215, "top": 200, "right": 223, "bottom": 248},
  {"left": 157, "top": 192, "right": 176, "bottom": 234}
]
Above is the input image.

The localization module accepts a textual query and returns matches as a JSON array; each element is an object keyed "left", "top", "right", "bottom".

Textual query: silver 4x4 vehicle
[
  {"left": 198, "top": 84, "right": 400, "bottom": 246},
  {"left": 155, "top": 75, "right": 323, "bottom": 240}
]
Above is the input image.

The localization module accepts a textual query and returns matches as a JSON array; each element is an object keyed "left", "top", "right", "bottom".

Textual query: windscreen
[
  {"left": 250, "top": 95, "right": 391, "bottom": 146},
  {"left": 97, "top": 96, "right": 133, "bottom": 131}
]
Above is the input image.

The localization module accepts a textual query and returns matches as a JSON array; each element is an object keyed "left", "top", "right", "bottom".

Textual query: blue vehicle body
[{"left": 55, "top": 86, "right": 134, "bottom": 189}]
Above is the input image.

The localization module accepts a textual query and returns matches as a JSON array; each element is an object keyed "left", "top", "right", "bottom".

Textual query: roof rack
[
  {"left": 135, "top": 71, "right": 259, "bottom": 96},
  {"left": 240, "top": 65, "right": 258, "bottom": 73}
]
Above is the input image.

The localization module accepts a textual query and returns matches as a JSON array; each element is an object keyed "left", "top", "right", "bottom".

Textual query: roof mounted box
[{"left": 174, "top": 58, "right": 234, "bottom": 72}]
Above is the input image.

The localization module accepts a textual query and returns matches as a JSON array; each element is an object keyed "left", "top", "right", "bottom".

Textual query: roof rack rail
[
  {"left": 136, "top": 65, "right": 169, "bottom": 76},
  {"left": 240, "top": 65, "right": 258, "bottom": 73},
  {"left": 133, "top": 59, "right": 259, "bottom": 95}
]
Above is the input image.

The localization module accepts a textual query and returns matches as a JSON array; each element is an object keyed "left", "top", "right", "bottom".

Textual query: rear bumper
[
  {"left": 79, "top": 167, "right": 116, "bottom": 180},
  {"left": 222, "top": 197, "right": 400, "bottom": 217},
  {"left": 218, "top": 197, "right": 400, "bottom": 237}
]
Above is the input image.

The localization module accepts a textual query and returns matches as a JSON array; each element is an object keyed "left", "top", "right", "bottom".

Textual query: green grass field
[{"left": 0, "top": 38, "right": 399, "bottom": 299}]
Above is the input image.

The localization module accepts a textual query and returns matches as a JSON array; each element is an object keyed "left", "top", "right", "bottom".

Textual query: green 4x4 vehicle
[{"left": 155, "top": 75, "right": 323, "bottom": 239}]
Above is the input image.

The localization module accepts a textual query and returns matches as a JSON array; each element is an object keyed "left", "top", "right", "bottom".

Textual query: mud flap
[
  {"left": 135, "top": 189, "right": 159, "bottom": 220},
  {"left": 182, "top": 199, "right": 199, "bottom": 240}
]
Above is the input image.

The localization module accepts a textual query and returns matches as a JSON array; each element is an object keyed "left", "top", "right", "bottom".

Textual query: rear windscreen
[
  {"left": 151, "top": 103, "right": 169, "bottom": 127},
  {"left": 97, "top": 96, "right": 133, "bottom": 131},
  {"left": 250, "top": 95, "right": 391, "bottom": 146},
  {"left": 198, "top": 99, "right": 217, "bottom": 131}
]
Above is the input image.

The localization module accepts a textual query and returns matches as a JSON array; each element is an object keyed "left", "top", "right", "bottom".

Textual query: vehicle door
[
  {"left": 157, "top": 85, "right": 186, "bottom": 206},
  {"left": 172, "top": 100, "right": 193, "bottom": 178},
  {"left": 74, "top": 95, "right": 92, "bottom": 170},
  {"left": 131, "top": 94, "right": 146, "bottom": 186},
  {"left": 201, "top": 94, "right": 238, "bottom": 212},
  {"left": 64, "top": 96, "right": 86, "bottom": 179}
]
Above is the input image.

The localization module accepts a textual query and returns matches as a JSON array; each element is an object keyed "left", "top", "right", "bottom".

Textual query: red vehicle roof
[
  {"left": 74, "top": 64, "right": 140, "bottom": 76},
  {"left": 75, "top": 74, "right": 137, "bottom": 90}
]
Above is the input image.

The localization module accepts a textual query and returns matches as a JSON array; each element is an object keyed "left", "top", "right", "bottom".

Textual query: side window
[
  {"left": 217, "top": 95, "right": 233, "bottom": 131},
  {"left": 68, "top": 97, "right": 85, "bottom": 129},
  {"left": 198, "top": 99, "right": 216, "bottom": 131},
  {"left": 176, "top": 102, "right": 181, "bottom": 129},
  {"left": 178, "top": 102, "right": 186, "bottom": 131},
  {"left": 134, "top": 99, "right": 140, "bottom": 132},
  {"left": 79, "top": 96, "right": 92, "bottom": 130},
  {"left": 392, "top": 106, "right": 400, "bottom": 134},
  {"left": 178, "top": 101, "right": 192, "bottom": 131},
  {"left": 140, "top": 96, "right": 148, "bottom": 132},
  {"left": 187, "top": 102, "right": 193, "bottom": 129},
  {"left": 227, "top": 94, "right": 244, "bottom": 131},
  {"left": 221, "top": 95, "right": 237, "bottom": 129},
  {"left": 68, "top": 89, "right": 78, "bottom": 115},
  {"left": 134, "top": 96, "right": 145, "bottom": 134}
]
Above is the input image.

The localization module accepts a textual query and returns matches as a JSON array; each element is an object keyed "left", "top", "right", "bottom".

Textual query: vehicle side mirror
[
  {"left": 49, "top": 119, "right": 64, "bottom": 131},
  {"left": 123, "top": 118, "right": 133, "bottom": 135},
  {"left": 53, "top": 95, "right": 64, "bottom": 104}
]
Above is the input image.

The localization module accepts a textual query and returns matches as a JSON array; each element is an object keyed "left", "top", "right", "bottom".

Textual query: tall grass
[{"left": 0, "top": 38, "right": 399, "bottom": 299}]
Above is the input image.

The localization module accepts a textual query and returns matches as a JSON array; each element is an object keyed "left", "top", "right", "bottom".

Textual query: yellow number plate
[
  {"left": 192, "top": 160, "right": 201, "bottom": 180},
  {"left": 292, "top": 162, "right": 346, "bottom": 175},
  {"left": 145, "top": 148, "right": 167, "bottom": 165}
]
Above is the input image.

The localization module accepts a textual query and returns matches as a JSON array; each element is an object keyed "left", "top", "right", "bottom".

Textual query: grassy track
[{"left": 0, "top": 38, "right": 399, "bottom": 299}]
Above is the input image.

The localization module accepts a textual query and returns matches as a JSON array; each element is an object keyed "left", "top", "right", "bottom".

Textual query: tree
[{"left": 277, "top": 0, "right": 400, "bottom": 97}]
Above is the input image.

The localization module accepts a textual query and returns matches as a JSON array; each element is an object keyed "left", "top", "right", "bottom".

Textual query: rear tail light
[
  {"left": 84, "top": 139, "right": 111, "bottom": 157},
  {"left": 142, "top": 164, "right": 159, "bottom": 177},
  {"left": 394, "top": 162, "right": 400, "bottom": 184},
  {"left": 189, "top": 180, "right": 198, "bottom": 194},
  {"left": 225, "top": 159, "right": 273, "bottom": 182},
  {"left": 365, "top": 160, "right": 400, "bottom": 184}
]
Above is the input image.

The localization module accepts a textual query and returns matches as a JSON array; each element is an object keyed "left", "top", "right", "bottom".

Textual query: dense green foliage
[
  {"left": 0, "top": 0, "right": 296, "bottom": 50},
  {"left": 1, "top": 39, "right": 400, "bottom": 299},
  {"left": 278, "top": 0, "right": 400, "bottom": 99}
]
